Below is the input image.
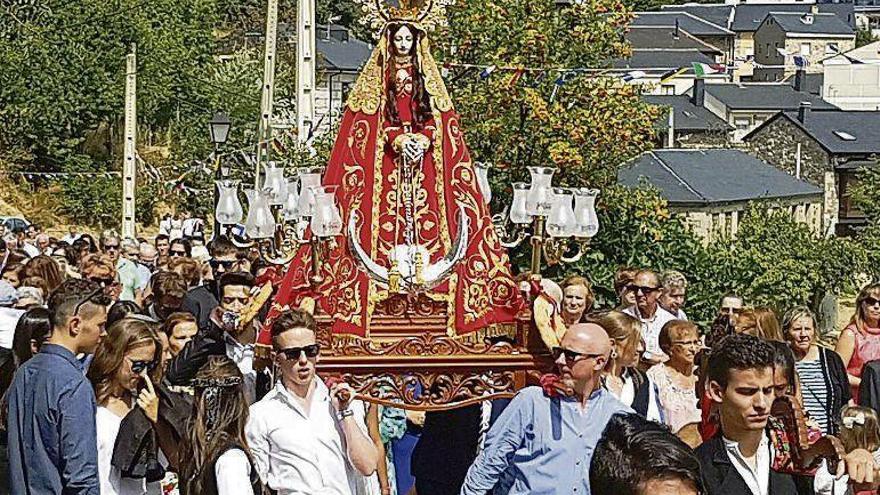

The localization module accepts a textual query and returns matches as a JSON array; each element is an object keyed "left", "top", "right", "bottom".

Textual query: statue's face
[{"left": 392, "top": 25, "right": 414, "bottom": 56}]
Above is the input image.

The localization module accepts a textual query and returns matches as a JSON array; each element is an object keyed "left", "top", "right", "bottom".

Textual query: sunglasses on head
[
  {"left": 72, "top": 287, "right": 113, "bottom": 316},
  {"left": 129, "top": 359, "right": 157, "bottom": 374},
  {"left": 864, "top": 297, "right": 880, "bottom": 307},
  {"left": 551, "top": 346, "right": 603, "bottom": 364},
  {"left": 209, "top": 259, "right": 236, "bottom": 270},
  {"left": 278, "top": 344, "right": 320, "bottom": 360}
]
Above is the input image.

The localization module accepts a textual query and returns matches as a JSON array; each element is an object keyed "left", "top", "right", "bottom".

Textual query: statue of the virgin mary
[{"left": 267, "top": 0, "right": 522, "bottom": 338}]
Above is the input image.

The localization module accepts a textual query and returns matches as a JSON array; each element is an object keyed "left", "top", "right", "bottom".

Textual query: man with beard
[{"left": 459, "top": 323, "right": 631, "bottom": 495}]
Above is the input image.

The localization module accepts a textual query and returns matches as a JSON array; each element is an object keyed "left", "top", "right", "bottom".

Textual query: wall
[
  {"left": 753, "top": 17, "right": 787, "bottom": 82},
  {"left": 676, "top": 198, "right": 823, "bottom": 243},
  {"left": 783, "top": 36, "right": 855, "bottom": 75},
  {"left": 734, "top": 31, "right": 756, "bottom": 61},
  {"left": 823, "top": 61, "right": 880, "bottom": 110}
]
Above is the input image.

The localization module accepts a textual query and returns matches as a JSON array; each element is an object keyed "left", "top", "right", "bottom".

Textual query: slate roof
[
  {"left": 644, "top": 95, "right": 734, "bottom": 132},
  {"left": 786, "top": 72, "right": 823, "bottom": 96},
  {"left": 618, "top": 149, "right": 822, "bottom": 206},
  {"left": 663, "top": 2, "right": 855, "bottom": 32},
  {"left": 763, "top": 12, "right": 854, "bottom": 36},
  {"left": 745, "top": 109, "right": 880, "bottom": 155},
  {"left": 631, "top": 12, "right": 733, "bottom": 37},
  {"left": 730, "top": 3, "right": 855, "bottom": 32},
  {"left": 626, "top": 27, "right": 722, "bottom": 53},
  {"left": 613, "top": 50, "right": 717, "bottom": 70},
  {"left": 315, "top": 27, "right": 373, "bottom": 71},
  {"left": 700, "top": 83, "right": 837, "bottom": 110}
]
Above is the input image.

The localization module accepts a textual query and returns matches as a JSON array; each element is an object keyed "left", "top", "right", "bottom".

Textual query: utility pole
[
  {"left": 122, "top": 44, "right": 137, "bottom": 239},
  {"left": 296, "top": 0, "right": 316, "bottom": 143},
  {"left": 255, "top": 0, "right": 279, "bottom": 187}
]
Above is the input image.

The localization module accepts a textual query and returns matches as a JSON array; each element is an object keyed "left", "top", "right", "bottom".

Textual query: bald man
[{"left": 460, "top": 323, "right": 633, "bottom": 495}]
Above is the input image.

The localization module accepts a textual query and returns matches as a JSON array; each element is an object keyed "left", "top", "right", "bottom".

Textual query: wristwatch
[{"left": 336, "top": 408, "right": 354, "bottom": 421}]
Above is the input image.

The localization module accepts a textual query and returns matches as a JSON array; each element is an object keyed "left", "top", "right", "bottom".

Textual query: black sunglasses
[
  {"left": 627, "top": 284, "right": 660, "bottom": 294},
  {"left": 864, "top": 297, "right": 880, "bottom": 307},
  {"left": 209, "top": 259, "right": 236, "bottom": 270},
  {"left": 278, "top": 344, "right": 320, "bottom": 360},
  {"left": 102, "top": 244, "right": 120, "bottom": 251},
  {"left": 129, "top": 359, "right": 158, "bottom": 374},
  {"left": 87, "top": 276, "right": 116, "bottom": 288},
  {"left": 169, "top": 250, "right": 187, "bottom": 257},
  {"left": 552, "top": 346, "right": 604, "bottom": 364}
]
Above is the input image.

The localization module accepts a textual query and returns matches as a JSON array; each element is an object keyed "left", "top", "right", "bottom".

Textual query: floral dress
[{"left": 647, "top": 364, "right": 701, "bottom": 433}]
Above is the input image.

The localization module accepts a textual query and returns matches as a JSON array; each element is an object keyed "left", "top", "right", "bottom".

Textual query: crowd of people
[{"left": 2, "top": 225, "right": 880, "bottom": 495}]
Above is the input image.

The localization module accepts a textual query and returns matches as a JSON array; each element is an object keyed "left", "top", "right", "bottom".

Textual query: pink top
[
  {"left": 844, "top": 323, "right": 880, "bottom": 402},
  {"left": 647, "top": 364, "right": 701, "bottom": 433}
]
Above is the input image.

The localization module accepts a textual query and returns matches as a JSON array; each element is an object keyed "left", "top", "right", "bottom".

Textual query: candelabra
[
  {"left": 490, "top": 166, "right": 599, "bottom": 277},
  {"left": 214, "top": 162, "right": 342, "bottom": 285}
]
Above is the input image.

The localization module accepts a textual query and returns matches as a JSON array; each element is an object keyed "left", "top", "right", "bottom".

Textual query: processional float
[{"left": 218, "top": 0, "right": 602, "bottom": 409}]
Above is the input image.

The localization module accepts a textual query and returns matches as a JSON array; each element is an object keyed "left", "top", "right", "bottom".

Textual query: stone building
[
  {"left": 618, "top": 149, "right": 824, "bottom": 242},
  {"left": 753, "top": 10, "right": 855, "bottom": 82},
  {"left": 744, "top": 106, "right": 880, "bottom": 235}
]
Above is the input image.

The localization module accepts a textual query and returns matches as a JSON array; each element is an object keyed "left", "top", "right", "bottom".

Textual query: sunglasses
[
  {"left": 169, "top": 250, "right": 187, "bottom": 257},
  {"left": 278, "top": 344, "right": 320, "bottom": 360},
  {"left": 627, "top": 284, "right": 660, "bottom": 294},
  {"left": 102, "top": 244, "right": 120, "bottom": 251},
  {"left": 88, "top": 276, "right": 116, "bottom": 288},
  {"left": 864, "top": 297, "right": 880, "bottom": 307},
  {"left": 129, "top": 358, "right": 157, "bottom": 374},
  {"left": 209, "top": 259, "right": 236, "bottom": 270},
  {"left": 552, "top": 346, "right": 603, "bottom": 364}
]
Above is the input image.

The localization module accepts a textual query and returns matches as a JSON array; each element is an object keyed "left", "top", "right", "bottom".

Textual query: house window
[
  {"left": 660, "top": 84, "right": 675, "bottom": 95},
  {"left": 800, "top": 43, "right": 812, "bottom": 56},
  {"left": 765, "top": 43, "right": 771, "bottom": 56},
  {"left": 839, "top": 170, "right": 864, "bottom": 221}
]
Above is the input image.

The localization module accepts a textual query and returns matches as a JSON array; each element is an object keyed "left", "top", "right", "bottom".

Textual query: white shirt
[
  {"left": 0, "top": 307, "right": 25, "bottom": 348},
  {"left": 21, "top": 242, "right": 40, "bottom": 258},
  {"left": 61, "top": 233, "right": 81, "bottom": 244},
  {"left": 225, "top": 333, "right": 256, "bottom": 404},
  {"left": 246, "top": 379, "right": 370, "bottom": 495},
  {"left": 723, "top": 432, "right": 771, "bottom": 495},
  {"left": 96, "top": 407, "right": 161, "bottom": 495},
  {"left": 608, "top": 371, "right": 664, "bottom": 424},
  {"left": 623, "top": 305, "right": 676, "bottom": 361},
  {"left": 215, "top": 448, "right": 256, "bottom": 495}
]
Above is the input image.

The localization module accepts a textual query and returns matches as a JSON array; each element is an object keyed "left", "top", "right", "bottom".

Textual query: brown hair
[
  {"left": 839, "top": 405, "right": 880, "bottom": 453},
  {"left": 658, "top": 320, "right": 699, "bottom": 355},
  {"left": 167, "top": 256, "right": 201, "bottom": 287},
  {"left": 735, "top": 308, "right": 758, "bottom": 337},
  {"left": 87, "top": 317, "right": 162, "bottom": 405},
  {"left": 79, "top": 253, "right": 117, "bottom": 280},
  {"left": 589, "top": 310, "right": 641, "bottom": 369},
  {"left": 850, "top": 283, "right": 880, "bottom": 334},
  {"left": 179, "top": 356, "right": 253, "bottom": 495},
  {"left": 271, "top": 309, "right": 317, "bottom": 349},
  {"left": 754, "top": 306, "right": 783, "bottom": 342},
  {"left": 614, "top": 267, "right": 638, "bottom": 296},
  {"left": 161, "top": 311, "right": 197, "bottom": 339},
  {"left": 19, "top": 277, "right": 48, "bottom": 299},
  {"left": 22, "top": 255, "right": 64, "bottom": 294}
]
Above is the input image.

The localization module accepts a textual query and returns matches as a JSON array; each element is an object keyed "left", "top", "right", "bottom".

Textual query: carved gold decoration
[{"left": 335, "top": 371, "right": 516, "bottom": 410}]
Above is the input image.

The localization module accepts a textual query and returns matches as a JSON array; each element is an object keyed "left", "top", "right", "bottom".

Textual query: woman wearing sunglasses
[
  {"left": 836, "top": 282, "right": 880, "bottom": 404},
  {"left": 88, "top": 317, "right": 163, "bottom": 495}
]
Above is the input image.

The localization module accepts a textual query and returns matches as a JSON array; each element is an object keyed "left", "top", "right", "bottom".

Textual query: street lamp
[{"left": 210, "top": 112, "right": 232, "bottom": 241}]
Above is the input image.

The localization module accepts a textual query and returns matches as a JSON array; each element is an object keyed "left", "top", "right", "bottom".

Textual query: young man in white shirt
[
  {"left": 246, "top": 309, "right": 379, "bottom": 495},
  {"left": 697, "top": 333, "right": 879, "bottom": 495}
]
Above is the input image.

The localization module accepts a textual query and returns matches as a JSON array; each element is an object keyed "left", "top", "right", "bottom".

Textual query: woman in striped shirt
[{"left": 783, "top": 306, "right": 852, "bottom": 435}]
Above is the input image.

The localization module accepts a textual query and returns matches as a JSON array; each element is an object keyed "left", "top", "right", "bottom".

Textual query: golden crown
[{"left": 356, "top": 0, "right": 454, "bottom": 37}]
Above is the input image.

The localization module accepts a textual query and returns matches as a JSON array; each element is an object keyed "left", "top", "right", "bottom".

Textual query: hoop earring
[{"left": 610, "top": 348, "right": 618, "bottom": 360}]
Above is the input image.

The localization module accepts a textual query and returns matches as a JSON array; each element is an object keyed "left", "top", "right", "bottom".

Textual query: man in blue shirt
[
  {"left": 460, "top": 322, "right": 632, "bottom": 495},
  {"left": 7, "top": 278, "right": 110, "bottom": 495}
]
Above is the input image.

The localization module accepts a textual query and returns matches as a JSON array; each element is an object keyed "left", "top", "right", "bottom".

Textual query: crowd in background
[{"left": 2, "top": 222, "right": 880, "bottom": 495}]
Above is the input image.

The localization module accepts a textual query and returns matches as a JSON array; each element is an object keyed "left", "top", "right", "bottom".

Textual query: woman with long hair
[
  {"left": 11, "top": 307, "right": 51, "bottom": 368},
  {"left": 87, "top": 318, "right": 162, "bottom": 495},
  {"left": 754, "top": 306, "right": 784, "bottom": 342},
  {"left": 22, "top": 255, "right": 64, "bottom": 294},
  {"left": 592, "top": 310, "right": 663, "bottom": 423},
  {"left": 783, "top": 306, "right": 851, "bottom": 435},
  {"left": 836, "top": 283, "right": 880, "bottom": 403},
  {"left": 179, "top": 356, "right": 261, "bottom": 495}
]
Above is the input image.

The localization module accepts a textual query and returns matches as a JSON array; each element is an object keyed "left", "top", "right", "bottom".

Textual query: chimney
[
  {"left": 811, "top": 4, "right": 819, "bottom": 14},
  {"left": 692, "top": 78, "right": 706, "bottom": 107},
  {"left": 797, "top": 101, "right": 811, "bottom": 123},
  {"left": 801, "top": 13, "right": 814, "bottom": 25},
  {"left": 793, "top": 69, "right": 805, "bottom": 92}
]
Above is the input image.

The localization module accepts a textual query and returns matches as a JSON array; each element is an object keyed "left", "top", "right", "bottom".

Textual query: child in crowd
[{"left": 815, "top": 406, "right": 880, "bottom": 495}]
